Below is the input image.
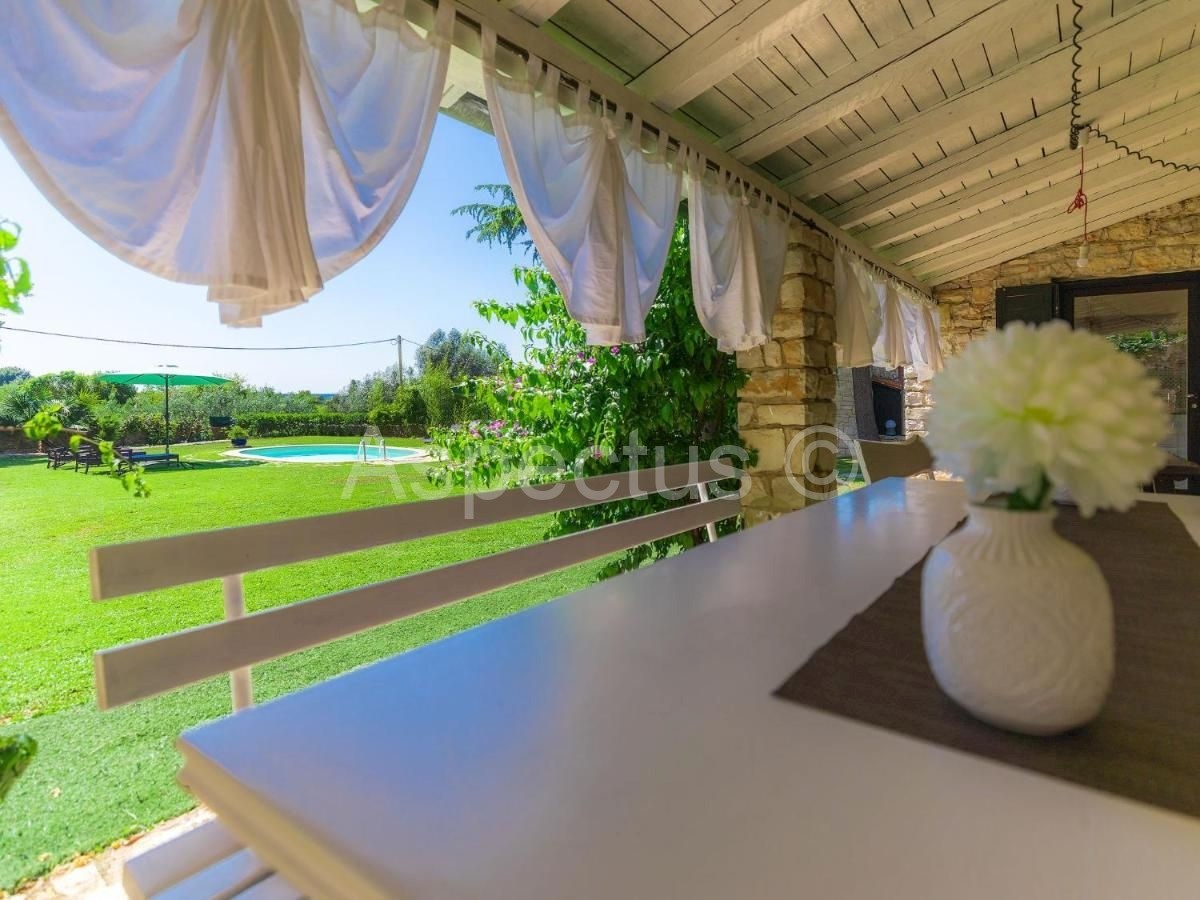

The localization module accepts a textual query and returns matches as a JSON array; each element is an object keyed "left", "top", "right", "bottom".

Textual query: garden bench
[
  {"left": 45, "top": 443, "right": 74, "bottom": 469},
  {"left": 118, "top": 448, "right": 183, "bottom": 470},
  {"left": 90, "top": 461, "right": 740, "bottom": 898},
  {"left": 73, "top": 444, "right": 105, "bottom": 473}
]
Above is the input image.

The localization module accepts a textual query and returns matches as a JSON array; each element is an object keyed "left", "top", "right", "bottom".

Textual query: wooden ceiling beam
[
  {"left": 825, "top": 112, "right": 1068, "bottom": 230},
  {"left": 625, "top": 0, "right": 838, "bottom": 112},
  {"left": 719, "top": 0, "right": 1038, "bottom": 163},
  {"left": 883, "top": 133, "right": 1200, "bottom": 265},
  {"left": 781, "top": 0, "right": 1199, "bottom": 198},
  {"left": 861, "top": 96, "right": 1200, "bottom": 248},
  {"left": 915, "top": 175, "right": 1200, "bottom": 283}
]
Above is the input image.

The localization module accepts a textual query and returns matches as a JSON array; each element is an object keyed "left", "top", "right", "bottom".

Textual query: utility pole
[{"left": 396, "top": 335, "right": 404, "bottom": 387}]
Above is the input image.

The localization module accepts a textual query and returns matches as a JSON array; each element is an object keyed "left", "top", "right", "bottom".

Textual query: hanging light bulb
[{"left": 1066, "top": 127, "right": 1090, "bottom": 269}]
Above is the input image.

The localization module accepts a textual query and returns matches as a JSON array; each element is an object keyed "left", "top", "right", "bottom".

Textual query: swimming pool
[{"left": 228, "top": 443, "right": 425, "bottom": 464}]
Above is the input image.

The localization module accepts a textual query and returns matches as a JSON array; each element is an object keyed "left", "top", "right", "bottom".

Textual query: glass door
[{"left": 1071, "top": 289, "right": 1192, "bottom": 461}]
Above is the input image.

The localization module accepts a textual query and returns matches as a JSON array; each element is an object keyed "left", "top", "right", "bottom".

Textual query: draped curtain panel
[
  {"left": 870, "top": 277, "right": 944, "bottom": 381},
  {"left": 687, "top": 154, "right": 789, "bottom": 353},
  {"left": 833, "top": 246, "right": 881, "bottom": 368},
  {"left": 0, "top": 0, "right": 453, "bottom": 327},
  {"left": 872, "top": 281, "right": 912, "bottom": 371},
  {"left": 898, "top": 289, "right": 945, "bottom": 382},
  {"left": 482, "top": 28, "right": 681, "bottom": 345}
]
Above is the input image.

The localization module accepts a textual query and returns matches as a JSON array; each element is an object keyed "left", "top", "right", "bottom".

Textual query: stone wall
[
  {"left": 736, "top": 221, "right": 838, "bottom": 525},
  {"left": 906, "top": 195, "right": 1200, "bottom": 434},
  {"left": 834, "top": 367, "right": 858, "bottom": 453},
  {"left": 0, "top": 426, "right": 86, "bottom": 454}
]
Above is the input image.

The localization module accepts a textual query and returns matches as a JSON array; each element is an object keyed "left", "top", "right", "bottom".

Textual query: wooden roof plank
[
  {"left": 861, "top": 93, "right": 1200, "bottom": 246},
  {"left": 609, "top": 0, "right": 689, "bottom": 49},
  {"left": 780, "top": 0, "right": 1200, "bottom": 197},
  {"left": 827, "top": 111, "right": 1065, "bottom": 227},
  {"left": 626, "top": 0, "right": 843, "bottom": 111},
  {"left": 501, "top": 0, "right": 571, "bottom": 26},
  {"left": 550, "top": 0, "right": 665, "bottom": 77},
  {"left": 883, "top": 131, "right": 1200, "bottom": 264},
  {"left": 718, "top": 0, "right": 1038, "bottom": 162}
]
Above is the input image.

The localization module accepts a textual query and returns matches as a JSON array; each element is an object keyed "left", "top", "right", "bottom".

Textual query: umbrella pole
[{"left": 164, "top": 377, "right": 170, "bottom": 455}]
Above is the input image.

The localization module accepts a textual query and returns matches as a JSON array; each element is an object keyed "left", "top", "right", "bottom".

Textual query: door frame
[{"left": 1054, "top": 270, "right": 1200, "bottom": 463}]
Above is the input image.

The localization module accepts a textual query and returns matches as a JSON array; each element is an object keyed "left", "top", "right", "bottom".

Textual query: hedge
[
  {"left": 237, "top": 412, "right": 427, "bottom": 439},
  {"left": 90, "top": 411, "right": 427, "bottom": 446}
]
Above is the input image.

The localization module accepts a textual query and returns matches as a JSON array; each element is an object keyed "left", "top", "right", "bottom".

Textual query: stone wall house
[
  {"left": 906, "top": 197, "right": 1200, "bottom": 435},
  {"left": 736, "top": 221, "right": 838, "bottom": 525}
]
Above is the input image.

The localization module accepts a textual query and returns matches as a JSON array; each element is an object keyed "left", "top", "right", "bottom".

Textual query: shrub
[
  {"left": 430, "top": 206, "right": 748, "bottom": 577},
  {"left": 235, "top": 412, "right": 365, "bottom": 437},
  {"left": 228, "top": 425, "right": 249, "bottom": 440},
  {"left": 366, "top": 386, "right": 429, "bottom": 432}
]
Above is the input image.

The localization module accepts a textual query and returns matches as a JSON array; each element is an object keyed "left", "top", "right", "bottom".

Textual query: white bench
[{"left": 93, "top": 462, "right": 740, "bottom": 898}]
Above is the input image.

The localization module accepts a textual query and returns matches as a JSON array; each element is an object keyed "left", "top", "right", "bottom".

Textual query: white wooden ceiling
[{"left": 502, "top": 0, "right": 1200, "bottom": 284}]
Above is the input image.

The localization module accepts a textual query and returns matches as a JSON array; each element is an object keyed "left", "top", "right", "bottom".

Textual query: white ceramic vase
[{"left": 921, "top": 504, "right": 1114, "bottom": 736}]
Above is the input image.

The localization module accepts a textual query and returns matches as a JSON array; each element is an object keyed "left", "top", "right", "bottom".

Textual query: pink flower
[{"left": 609, "top": 346, "right": 620, "bottom": 356}]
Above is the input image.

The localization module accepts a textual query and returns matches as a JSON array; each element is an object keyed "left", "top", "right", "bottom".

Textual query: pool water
[{"left": 230, "top": 443, "right": 423, "bottom": 463}]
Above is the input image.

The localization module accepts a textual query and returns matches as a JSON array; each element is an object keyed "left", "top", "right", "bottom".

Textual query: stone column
[{"left": 736, "top": 221, "right": 838, "bottom": 526}]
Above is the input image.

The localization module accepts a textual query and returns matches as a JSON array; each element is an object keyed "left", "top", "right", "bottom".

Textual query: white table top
[{"left": 178, "top": 480, "right": 1200, "bottom": 900}]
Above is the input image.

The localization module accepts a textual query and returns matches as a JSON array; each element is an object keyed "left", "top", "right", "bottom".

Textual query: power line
[{"left": 0, "top": 323, "right": 429, "bottom": 352}]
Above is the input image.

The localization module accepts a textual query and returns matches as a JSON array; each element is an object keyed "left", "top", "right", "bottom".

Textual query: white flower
[{"left": 926, "top": 321, "right": 1168, "bottom": 516}]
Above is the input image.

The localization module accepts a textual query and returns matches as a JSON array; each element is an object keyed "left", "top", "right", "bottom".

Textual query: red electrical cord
[{"left": 1065, "top": 144, "right": 1088, "bottom": 242}]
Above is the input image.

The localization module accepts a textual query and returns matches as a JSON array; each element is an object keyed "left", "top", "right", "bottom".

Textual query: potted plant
[
  {"left": 228, "top": 425, "right": 249, "bottom": 448},
  {"left": 921, "top": 321, "right": 1167, "bottom": 735}
]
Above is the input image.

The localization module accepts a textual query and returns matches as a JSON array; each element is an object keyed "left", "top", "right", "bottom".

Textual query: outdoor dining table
[{"left": 176, "top": 478, "right": 1200, "bottom": 899}]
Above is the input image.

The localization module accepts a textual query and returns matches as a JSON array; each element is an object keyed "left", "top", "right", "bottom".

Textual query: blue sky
[{"left": 0, "top": 114, "right": 528, "bottom": 392}]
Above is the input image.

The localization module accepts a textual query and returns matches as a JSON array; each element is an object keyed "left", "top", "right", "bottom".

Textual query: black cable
[
  {"left": 1069, "top": 0, "right": 1200, "bottom": 172},
  {"left": 0, "top": 324, "right": 403, "bottom": 351}
]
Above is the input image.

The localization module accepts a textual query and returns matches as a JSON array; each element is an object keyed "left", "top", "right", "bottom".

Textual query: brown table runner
[{"left": 776, "top": 501, "right": 1200, "bottom": 818}]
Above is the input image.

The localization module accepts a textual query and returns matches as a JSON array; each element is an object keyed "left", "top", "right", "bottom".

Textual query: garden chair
[
  {"left": 74, "top": 443, "right": 106, "bottom": 473},
  {"left": 854, "top": 435, "right": 935, "bottom": 484},
  {"left": 45, "top": 443, "right": 74, "bottom": 469}
]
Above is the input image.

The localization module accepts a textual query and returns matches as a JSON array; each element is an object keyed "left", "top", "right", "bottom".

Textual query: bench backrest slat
[
  {"left": 95, "top": 493, "right": 740, "bottom": 709},
  {"left": 91, "top": 461, "right": 726, "bottom": 599}
]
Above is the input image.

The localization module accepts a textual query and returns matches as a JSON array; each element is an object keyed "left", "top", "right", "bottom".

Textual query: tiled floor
[{"left": 9, "top": 808, "right": 214, "bottom": 900}]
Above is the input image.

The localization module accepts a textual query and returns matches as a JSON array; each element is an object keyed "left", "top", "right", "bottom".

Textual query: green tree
[
  {"left": 0, "top": 366, "right": 30, "bottom": 386},
  {"left": 0, "top": 220, "right": 33, "bottom": 314},
  {"left": 451, "top": 184, "right": 534, "bottom": 258},
  {"left": 416, "top": 327, "right": 508, "bottom": 379},
  {"left": 431, "top": 188, "right": 747, "bottom": 576}
]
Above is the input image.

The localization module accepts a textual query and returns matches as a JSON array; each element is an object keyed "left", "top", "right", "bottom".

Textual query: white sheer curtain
[
  {"left": 687, "top": 153, "right": 789, "bottom": 352},
  {"left": 0, "top": 0, "right": 453, "bottom": 327},
  {"left": 872, "top": 280, "right": 912, "bottom": 369},
  {"left": 482, "top": 28, "right": 681, "bottom": 345},
  {"left": 833, "top": 245, "right": 881, "bottom": 367},
  {"left": 870, "top": 277, "right": 943, "bottom": 380},
  {"left": 898, "top": 289, "right": 944, "bottom": 382}
]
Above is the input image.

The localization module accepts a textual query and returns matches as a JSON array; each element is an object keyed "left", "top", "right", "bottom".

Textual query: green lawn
[
  {"left": 836, "top": 455, "right": 867, "bottom": 494},
  {"left": 0, "top": 437, "right": 613, "bottom": 890}
]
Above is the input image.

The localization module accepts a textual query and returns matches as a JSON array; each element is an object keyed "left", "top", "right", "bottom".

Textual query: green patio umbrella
[{"left": 98, "top": 368, "right": 232, "bottom": 453}]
